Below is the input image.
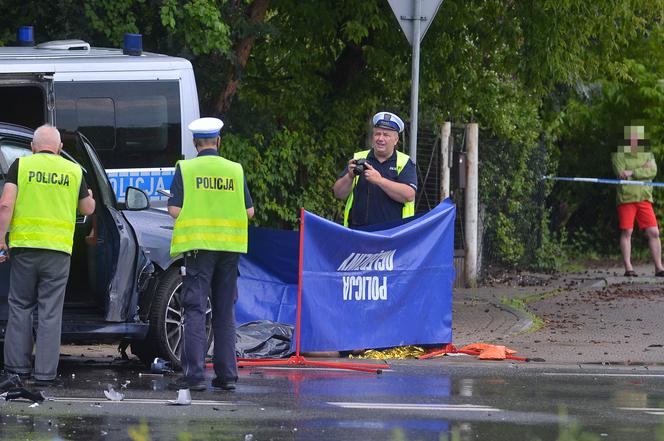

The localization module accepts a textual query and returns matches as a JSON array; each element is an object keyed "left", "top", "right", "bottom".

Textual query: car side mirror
[{"left": 125, "top": 186, "right": 150, "bottom": 210}]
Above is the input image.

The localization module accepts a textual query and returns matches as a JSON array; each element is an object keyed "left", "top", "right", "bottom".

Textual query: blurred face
[
  {"left": 372, "top": 127, "right": 399, "bottom": 158},
  {"left": 625, "top": 125, "right": 645, "bottom": 151}
]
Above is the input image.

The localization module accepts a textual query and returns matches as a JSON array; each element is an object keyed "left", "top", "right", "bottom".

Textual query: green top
[{"left": 611, "top": 150, "right": 657, "bottom": 205}]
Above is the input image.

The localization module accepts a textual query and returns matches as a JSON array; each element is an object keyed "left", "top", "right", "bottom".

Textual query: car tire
[{"left": 131, "top": 267, "right": 212, "bottom": 367}]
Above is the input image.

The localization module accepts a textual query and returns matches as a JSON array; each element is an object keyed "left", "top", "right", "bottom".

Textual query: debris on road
[
  {"left": 151, "top": 357, "right": 174, "bottom": 374},
  {"left": 103, "top": 385, "right": 125, "bottom": 401},
  {"left": 168, "top": 389, "right": 191, "bottom": 406}
]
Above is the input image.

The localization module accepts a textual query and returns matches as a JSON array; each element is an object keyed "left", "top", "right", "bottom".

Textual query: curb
[{"left": 489, "top": 301, "right": 534, "bottom": 335}]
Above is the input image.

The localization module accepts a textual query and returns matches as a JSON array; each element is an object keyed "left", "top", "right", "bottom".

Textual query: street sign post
[{"left": 387, "top": 0, "right": 443, "bottom": 163}]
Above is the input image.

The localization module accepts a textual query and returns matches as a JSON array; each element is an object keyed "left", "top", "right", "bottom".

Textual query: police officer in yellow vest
[
  {"left": 0, "top": 125, "right": 95, "bottom": 386},
  {"left": 333, "top": 112, "right": 416, "bottom": 228},
  {"left": 167, "top": 117, "right": 254, "bottom": 392}
]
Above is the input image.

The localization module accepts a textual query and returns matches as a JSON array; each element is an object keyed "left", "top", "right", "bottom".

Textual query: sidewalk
[{"left": 452, "top": 263, "right": 664, "bottom": 364}]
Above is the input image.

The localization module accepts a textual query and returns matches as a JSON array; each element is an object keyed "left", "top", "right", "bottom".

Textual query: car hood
[{"left": 122, "top": 208, "right": 177, "bottom": 269}]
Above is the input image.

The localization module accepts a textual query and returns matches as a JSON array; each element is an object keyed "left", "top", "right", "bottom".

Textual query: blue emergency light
[
  {"left": 123, "top": 33, "right": 143, "bottom": 56},
  {"left": 16, "top": 26, "right": 34, "bottom": 47}
]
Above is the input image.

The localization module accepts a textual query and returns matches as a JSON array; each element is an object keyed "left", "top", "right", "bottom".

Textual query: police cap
[
  {"left": 188, "top": 117, "right": 224, "bottom": 139},
  {"left": 372, "top": 112, "right": 404, "bottom": 133}
]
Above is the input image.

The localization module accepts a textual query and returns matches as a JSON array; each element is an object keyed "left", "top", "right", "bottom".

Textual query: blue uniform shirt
[
  {"left": 167, "top": 149, "right": 253, "bottom": 209},
  {"left": 339, "top": 149, "right": 417, "bottom": 227}
]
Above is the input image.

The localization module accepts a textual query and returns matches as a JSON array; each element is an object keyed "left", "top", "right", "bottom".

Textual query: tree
[{"left": 1, "top": 0, "right": 661, "bottom": 267}]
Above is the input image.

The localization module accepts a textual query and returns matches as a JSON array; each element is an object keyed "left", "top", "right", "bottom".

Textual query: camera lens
[{"left": 353, "top": 158, "right": 366, "bottom": 176}]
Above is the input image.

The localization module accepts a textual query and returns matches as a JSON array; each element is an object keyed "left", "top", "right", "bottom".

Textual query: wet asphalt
[
  {"left": 3, "top": 355, "right": 664, "bottom": 440},
  {"left": 2, "top": 263, "right": 664, "bottom": 440}
]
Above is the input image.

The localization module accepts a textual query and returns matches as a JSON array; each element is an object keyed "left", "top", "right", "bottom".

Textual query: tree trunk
[{"left": 213, "top": 0, "right": 270, "bottom": 115}]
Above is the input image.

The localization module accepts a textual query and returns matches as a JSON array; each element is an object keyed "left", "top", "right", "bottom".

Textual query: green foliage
[
  {"left": 551, "top": 21, "right": 664, "bottom": 259},
  {"left": 160, "top": 0, "right": 232, "bottom": 55},
  {"left": 128, "top": 420, "right": 151, "bottom": 441},
  {"left": 556, "top": 407, "right": 601, "bottom": 441},
  {"left": 0, "top": 1, "right": 662, "bottom": 266}
]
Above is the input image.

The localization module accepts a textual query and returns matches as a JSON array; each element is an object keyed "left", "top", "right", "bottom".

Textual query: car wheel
[{"left": 132, "top": 267, "right": 212, "bottom": 367}]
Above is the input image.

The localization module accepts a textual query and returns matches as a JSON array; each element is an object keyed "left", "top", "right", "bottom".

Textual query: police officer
[
  {"left": 0, "top": 124, "right": 95, "bottom": 386},
  {"left": 167, "top": 117, "right": 254, "bottom": 391},
  {"left": 333, "top": 111, "right": 417, "bottom": 228}
]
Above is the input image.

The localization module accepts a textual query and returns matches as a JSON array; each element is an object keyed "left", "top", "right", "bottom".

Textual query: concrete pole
[
  {"left": 440, "top": 121, "right": 451, "bottom": 200},
  {"left": 409, "top": 0, "right": 422, "bottom": 164},
  {"left": 464, "top": 123, "right": 478, "bottom": 288}
]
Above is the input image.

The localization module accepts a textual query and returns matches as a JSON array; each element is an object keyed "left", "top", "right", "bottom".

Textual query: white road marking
[
  {"left": 543, "top": 373, "right": 664, "bottom": 378},
  {"left": 327, "top": 402, "right": 500, "bottom": 412},
  {"left": 619, "top": 407, "right": 664, "bottom": 415},
  {"left": 47, "top": 397, "right": 238, "bottom": 406}
]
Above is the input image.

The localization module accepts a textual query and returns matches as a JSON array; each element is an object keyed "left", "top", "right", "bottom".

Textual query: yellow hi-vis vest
[
  {"left": 10, "top": 153, "right": 82, "bottom": 255},
  {"left": 343, "top": 150, "right": 415, "bottom": 227},
  {"left": 170, "top": 155, "right": 248, "bottom": 257}
]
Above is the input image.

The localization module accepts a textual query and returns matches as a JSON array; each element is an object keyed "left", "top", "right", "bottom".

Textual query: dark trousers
[
  {"left": 180, "top": 250, "right": 239, "bottom": 382},
  {"left": 4, "top": 248, "right": 70, "bottom": 380}
]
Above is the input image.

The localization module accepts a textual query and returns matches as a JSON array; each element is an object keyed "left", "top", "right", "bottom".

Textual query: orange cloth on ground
[{"left": 459, "top": 343, "right": 517, "bottom": 360}]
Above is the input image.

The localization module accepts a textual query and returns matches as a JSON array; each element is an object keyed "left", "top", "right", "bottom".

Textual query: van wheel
[{"left": 132, "top": 267, "right": 212, "bottom": 367}]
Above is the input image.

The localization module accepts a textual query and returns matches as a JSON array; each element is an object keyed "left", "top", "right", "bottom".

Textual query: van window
[
  {"left": 75, "top": 98, "right": 116, "bottom": 150},
  {"left": 0, "top": 85, "right": 46, "bottom": 129},
  {"left": 55, "top": 81, "right": 181, "bottom": 168}
]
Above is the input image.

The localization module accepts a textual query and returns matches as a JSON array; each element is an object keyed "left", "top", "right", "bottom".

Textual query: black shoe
[
  {"left": 211, "top": 377, "right": 236, "bottom": 391},
  {"left": 5, "top": 371, "right": 30, "bottom": 382},
  {"left": 32, "top": 378, "right": 63, "bottom": 388},
  {"left": 0, "top": 373, "right": 23, "bottom": 391},
  {"left": 168, "top": 377, "right": 207, "bottom": 391}
]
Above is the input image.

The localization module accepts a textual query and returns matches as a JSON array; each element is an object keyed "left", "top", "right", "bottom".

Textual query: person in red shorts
[{"left": 611, "top": 125, "right": 664, "bottom": 277}]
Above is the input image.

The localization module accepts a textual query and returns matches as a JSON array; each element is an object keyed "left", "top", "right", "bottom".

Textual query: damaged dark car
[{"left": 0, "top": 123, "right": 210, "bottom": 366}]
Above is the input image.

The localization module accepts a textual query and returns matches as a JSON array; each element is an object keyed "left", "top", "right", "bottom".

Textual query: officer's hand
[
  {"left": 363, "top": 163, "right": 383, "bottom": 184},
  {"left": 0, "top": 242, "right": 8, "bottom": 264},
  {"left": 347, "top": 159, "right": 357, "bottom": 177},
  {"left": 619, "top": 170, "right": 633, "bottom": 179},
  {"left": 643, "top": 160, "right": 655, "bottom": 169}
]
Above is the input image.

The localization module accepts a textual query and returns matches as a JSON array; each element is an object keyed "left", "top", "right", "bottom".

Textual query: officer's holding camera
[{"left": 333, "top": 112, "right": 417, "bottom": 228}]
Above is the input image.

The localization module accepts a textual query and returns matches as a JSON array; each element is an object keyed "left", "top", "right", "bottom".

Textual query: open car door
[{"left": 74, "top": 133, "right": 138, "bottom": 323}]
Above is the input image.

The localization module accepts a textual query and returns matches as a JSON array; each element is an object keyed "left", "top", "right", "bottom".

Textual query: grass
[{"left": 500, "top": 288, "right": 565, "bottom": 334}]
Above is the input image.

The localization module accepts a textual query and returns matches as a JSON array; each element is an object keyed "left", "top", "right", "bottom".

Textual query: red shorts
[{"left": 617, "top": 201, "right": 658, "bottom": 230}]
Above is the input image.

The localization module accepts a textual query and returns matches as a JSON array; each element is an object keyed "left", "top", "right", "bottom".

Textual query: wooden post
[
  {"left": 440, "top": 122, "right": 451, "bottom": 201},
  {"left": 464, "top": 123, "right": 479, "bottom": 288}
]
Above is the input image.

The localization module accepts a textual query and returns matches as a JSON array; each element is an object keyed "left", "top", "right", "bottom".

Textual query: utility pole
[
  {"left": 440, "top": 121, "right": 451, "bottom": 200},
  {"left": 464, "top": 123, "right": 478, "bottom": 288},
  {"left": 409, "top": 0, "right": 422, "bottom": 164}
]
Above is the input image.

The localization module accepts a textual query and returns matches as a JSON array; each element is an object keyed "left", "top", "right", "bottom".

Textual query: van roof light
[
  {"left": 123, "top": 33, "right": 143, "bottom": 56},
  {"left": 17, "top": 26, "right": 35, "bottom": 47}
]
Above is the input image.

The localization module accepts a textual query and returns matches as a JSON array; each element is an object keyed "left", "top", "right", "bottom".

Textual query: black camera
[{"left": 353, "top": 158, "right": 367, "bottom": 176}]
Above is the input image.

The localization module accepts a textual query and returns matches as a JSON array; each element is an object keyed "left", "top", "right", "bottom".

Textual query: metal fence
[{"left": 414, "top": 125, "right": 468, "bottom": 287}]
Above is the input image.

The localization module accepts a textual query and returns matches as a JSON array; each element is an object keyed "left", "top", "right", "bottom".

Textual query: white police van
[{"left": 0, "top": 27, "right": 199, "bottom": 203}]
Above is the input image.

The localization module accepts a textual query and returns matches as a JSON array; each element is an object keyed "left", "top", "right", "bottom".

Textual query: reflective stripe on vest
[
  {"left": 343, "top": 150, "right": 415, "bottom": 227},
  {"left": 170, "top": 155, "right": 248, "bottom": 256},
  {"left": 10, "top": 154, "right": 82, "bottom": 254}
]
